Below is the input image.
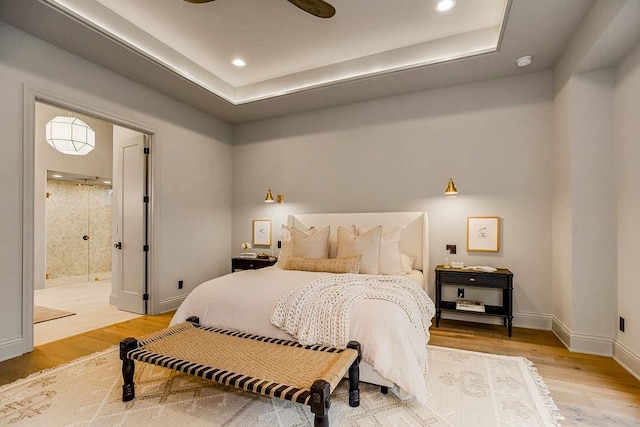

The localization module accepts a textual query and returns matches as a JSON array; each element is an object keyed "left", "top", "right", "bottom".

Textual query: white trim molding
[
  {"left": 0, "top": 337, "right": 25, "bottom": 362},
  {"left": 159, "top": 295, "right": 187, "bottom": 314},
  {"left": 552, "top": 316, "right": 614, "bottom": 356},
  {"left": 614, "top": 341, "right": 640, "bottom": 381},
  {"left": 440, "top": 311, "right": 553, "bottom": 331}
]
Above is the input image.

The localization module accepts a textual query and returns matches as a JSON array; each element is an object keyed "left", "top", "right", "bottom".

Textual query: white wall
[
  {"left": 233, "top": 71, "right": 554, "bottom": 329},
  {"left": 614, "top": 40, "right": 640, "bottom": 373},
  {"left": 0, "top": 22, "right": 233, "bottom": 361}
]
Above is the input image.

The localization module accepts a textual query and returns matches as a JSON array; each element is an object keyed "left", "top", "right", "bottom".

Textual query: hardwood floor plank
[{"left": 0, "top": 314, "right": 638, "bottom": 426}]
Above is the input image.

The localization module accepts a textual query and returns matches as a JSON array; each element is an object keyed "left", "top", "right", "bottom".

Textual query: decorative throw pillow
[
  {"left": 329, "top": 225, "right": 356, "bottom": 258},
  {"left": 358, "top": 226, "right": 404, "bottom": 275},
  {"left": 284, "top": 256, "right": 361, "bottom": 274},
  {"left": 401, "top": 253, "right": 417, "bottom": 274},
  {"left": 291, "top": 225, "right": 330, "bottom": 259},
  {"left": 275, "top": 225, "right": 293, "bottom": 268},
  {"left": 336, "top": 225, "right": 382, "bottom": 274}
]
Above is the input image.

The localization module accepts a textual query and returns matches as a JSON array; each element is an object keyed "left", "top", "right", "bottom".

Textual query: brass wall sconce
[
  {"left": 265, "top": 189, "right": 284, "bottom": 203},
  {"left": 445, "top": 178, "right": 458, "bottom": 197}
]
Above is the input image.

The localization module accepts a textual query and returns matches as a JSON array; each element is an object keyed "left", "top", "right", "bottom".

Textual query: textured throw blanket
[{"left": 270, "top": 273, "right": 435, "bottom": 349}]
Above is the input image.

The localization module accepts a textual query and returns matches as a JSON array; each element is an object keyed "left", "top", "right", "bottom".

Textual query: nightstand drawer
[
  {"left": 438, "top": 271, "right": 508, "bottom": 287},
  {"left": 231, "top": 257, "right": 277, "bottom": 272}
]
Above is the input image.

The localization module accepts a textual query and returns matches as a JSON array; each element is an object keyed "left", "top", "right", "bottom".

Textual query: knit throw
[{"left": 270, "top": 273, "right": 435, "bottom": 349}]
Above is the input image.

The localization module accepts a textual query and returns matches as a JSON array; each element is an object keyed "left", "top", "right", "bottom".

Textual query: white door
[{"left": 113, "top": 128, "right": 148, "bottom": 314}]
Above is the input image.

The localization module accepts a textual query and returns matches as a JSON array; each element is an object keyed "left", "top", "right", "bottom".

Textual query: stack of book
[
  {"left": 238, "top": 252, "right": 257, "bottom": 258},
  {"left": 455, "top": 299, "right": 485, "bottom": 312}
]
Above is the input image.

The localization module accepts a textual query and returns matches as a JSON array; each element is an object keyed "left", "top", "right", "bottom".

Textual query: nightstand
[
  {"left": 231, "top": 257, "right": 277, "bottom": 272},
  {"left": 435, "top": 265, "right": 514, "bottom": 336}
]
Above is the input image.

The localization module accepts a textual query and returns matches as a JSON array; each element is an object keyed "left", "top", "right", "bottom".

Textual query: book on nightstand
[
  {"left": 456, "top": 299, "right": 485, "bottom": 312},
  {"left": 238, "top": 252, "right": 257, "bottom": 258}
]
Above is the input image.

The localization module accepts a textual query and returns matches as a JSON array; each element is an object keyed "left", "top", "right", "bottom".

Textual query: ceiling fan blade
[
  {"left": 287, "top": 0, "right": 336, "bottom": 18},
  {"left": 182, "top": 0, "right": 216, "bottom": 3}
]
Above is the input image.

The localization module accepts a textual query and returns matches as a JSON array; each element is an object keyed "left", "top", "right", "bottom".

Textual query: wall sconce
[
  {"left": 265, "top": 189, "right": 284, "bottom": 203},
  {"left": 445, "top": 178, "right": 458, "bottom": 197}
]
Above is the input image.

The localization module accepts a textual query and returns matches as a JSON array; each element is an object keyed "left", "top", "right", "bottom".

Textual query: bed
[{"left": 171, "top": 212, "right": 434, "bottom": 404}]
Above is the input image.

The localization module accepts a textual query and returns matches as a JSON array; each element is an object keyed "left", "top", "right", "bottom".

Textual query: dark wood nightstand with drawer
[
  {"left": 231, "top": 257, "right": 277, "bottom": 272},
  {"left": 435, "top": 265, "right": 514, "bottom": 336}
]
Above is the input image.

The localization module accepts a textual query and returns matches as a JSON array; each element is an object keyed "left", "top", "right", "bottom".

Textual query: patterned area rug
[
  {"left": 0, "top": 345, "right": 562, "bottom": 426},
  {"left": 33, "top": 305, "right": 76, "bottom": 324}
]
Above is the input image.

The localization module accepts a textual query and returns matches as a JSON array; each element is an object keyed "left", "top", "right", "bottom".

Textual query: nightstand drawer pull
[{"left": 469, "top": 278, "right": 476, "bottom": 282}]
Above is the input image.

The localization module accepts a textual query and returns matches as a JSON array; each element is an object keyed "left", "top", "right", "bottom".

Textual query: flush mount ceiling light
[
  {"left": 516, "top": 55, "right": 533, "bottom": 67},
  {"left": 231, "top": 58, "right": 247, "bottom": 67},
  {"left": 45, "top": 116, "right": 96, "bottom": 155},
  {"left": 435, "top": 0, "right": 456, "bottom": 12}
]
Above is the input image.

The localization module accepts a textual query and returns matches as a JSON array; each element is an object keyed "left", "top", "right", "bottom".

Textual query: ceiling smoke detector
[{"left": 516, "top": 55, "right": 533, "bottom": 67}]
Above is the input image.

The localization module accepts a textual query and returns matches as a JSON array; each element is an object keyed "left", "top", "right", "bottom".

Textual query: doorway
[{"left": 33, "top": 100, "right": 149, "bottom": 346}]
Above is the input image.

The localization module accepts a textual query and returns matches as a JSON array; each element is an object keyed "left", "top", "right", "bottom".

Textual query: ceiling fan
[{"left": 183, "top": 0, "right": 336, "bottom": 19}]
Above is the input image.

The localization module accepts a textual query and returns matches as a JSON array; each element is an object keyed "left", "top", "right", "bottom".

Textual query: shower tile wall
[{"left": 46, "top": 180, "right": 112, "bottom": 281}]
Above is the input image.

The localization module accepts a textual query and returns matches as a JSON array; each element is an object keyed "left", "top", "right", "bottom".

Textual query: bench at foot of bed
[{"left": 119, "top": 317, "right": 360, "bottom": 427}]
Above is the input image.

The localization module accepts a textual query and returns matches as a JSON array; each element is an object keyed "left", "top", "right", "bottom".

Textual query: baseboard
[
  {"left": 439, "top": 311, "right": 552, "bottom": 330},
  {"left": 157, "top": 295, "right": 187, "bottom": 314},
  {"left": 0, "top": 336, "right": 25, "bottom": 363},
  {"left": 551, "top": 316, "right": 614, "bottom": 356},
  {"left": 614, "top": 341, "right": 640, "bottom": 381}
]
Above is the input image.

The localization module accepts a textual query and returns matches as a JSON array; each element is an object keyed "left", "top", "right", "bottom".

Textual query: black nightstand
[
  {"left": 231, "top": 257, "right": 277, "bottom": 272},
  {"left": 435, "top": 265, "right": 514, "bottom": 336}
]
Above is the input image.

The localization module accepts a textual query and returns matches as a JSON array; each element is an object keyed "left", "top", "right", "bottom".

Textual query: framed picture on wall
[
  {"left": 467, "top": 216, "right": 500, "bottom": 252},
  {"left": 252, "top": 219, "right": 272, "bottom": 246}
]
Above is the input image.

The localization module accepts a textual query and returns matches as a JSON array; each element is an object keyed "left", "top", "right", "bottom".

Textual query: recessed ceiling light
[
  {"left": 516, "top": 55, "right": 533, "bottom": 67},
  {"left": 52, "top": 174, "right": 63, "bottom": 178},
  {"left": 435, "top": 0, "right": 456, "bottom": 12},
  {"left": 231, "top": 58, "right": 246, "bottom": 67},
  {"left": 103, "top": 180, "right": 112, "bottom": 184}
]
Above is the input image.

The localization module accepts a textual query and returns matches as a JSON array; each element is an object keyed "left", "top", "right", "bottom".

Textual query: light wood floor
[{"left": 1, "top": 315, "right": 638, "bottom": 426}]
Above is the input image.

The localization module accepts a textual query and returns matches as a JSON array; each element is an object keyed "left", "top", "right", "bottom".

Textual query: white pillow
[
  {"left": 337, "top": 225, "right": 382, "bottom": 274},
  {"left": 291, "top": 225, "right": 330, "bottom": 259},
  {"left": 357, "top": 225, "right": 404, "bottom": 275},
  {"left": 401, "top": 253, "right": 417, "bottom": 274},
  {"left": 275, "top": 225, "right": 293, "bottom": 269},
  {"left": 329, "top": 225, "right": 355, "bottom": 258}
]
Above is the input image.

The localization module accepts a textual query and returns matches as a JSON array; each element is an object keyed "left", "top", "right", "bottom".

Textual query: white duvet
[{"left": 170, "top": 267, "right": 435, "bottom": 404}]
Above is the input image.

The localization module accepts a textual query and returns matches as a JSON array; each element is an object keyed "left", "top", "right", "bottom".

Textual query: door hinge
[
  {"left": 143, "top": 244, "right": 149, "bottom": 252},
  {"left": 143, "top": 293, "right": 149, "bottom": 301},
  {"left": 143, "top": 195, "right": 149, "bottom": 203},
  {"left": 143, "top": 147, "right": 150, "bottom": 154}
]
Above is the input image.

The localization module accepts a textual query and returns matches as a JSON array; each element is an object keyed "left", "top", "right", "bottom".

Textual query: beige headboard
[{"left": 288, "top": 212, "right": 429, "bottom": 275}]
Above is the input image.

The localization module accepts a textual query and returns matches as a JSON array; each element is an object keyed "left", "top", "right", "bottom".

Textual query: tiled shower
[{"left": 45, "top": 179, "right": 112, "bottom": 285}]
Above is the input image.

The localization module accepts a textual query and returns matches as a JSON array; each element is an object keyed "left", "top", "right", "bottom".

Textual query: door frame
[{"left": 22, "top": 85, "right": 155, "bottom": 353}]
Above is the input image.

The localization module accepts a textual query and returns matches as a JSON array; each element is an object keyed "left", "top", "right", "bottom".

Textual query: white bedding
[{"left": 171, "top": 267, "right": 434, "bottom": 404}]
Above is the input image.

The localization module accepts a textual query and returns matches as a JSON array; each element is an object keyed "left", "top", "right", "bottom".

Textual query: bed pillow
[
  {"left": 291, "top": 225, "right": 330, "bottom": 259},
  {"left": 336, "top": 225, "right": 382, "bottom": 274},
  {"left": 357, "top": 226, "right": 404, "bottom": 275},
  {"left": 329, "top": 225, "right": 355, "bottom": 258},
  {"left": 284, "top": 256, "right": 361, "bottom": 274},
  {"left": 401, "top": 253, "right": 417, "bottom": 274},
  {"left": 275, "top": 226, "right": 293, "bottom": 268}
]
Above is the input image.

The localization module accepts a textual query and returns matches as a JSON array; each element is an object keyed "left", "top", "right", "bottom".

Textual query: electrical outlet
[
  {"left": 620, "top": 316, "right": 625, "bottom": 332},
  {"left": 458, "top": 288, "right": 464, "bottom": 298},
  {"left": 178, "top": 280, "right": 184, "bottom": 290},
  {"left": 446, "top": 244, "right": 457, "bottom": 255},
  {"left": 277, "top": 240, "right": 282, "bottom": 249}
]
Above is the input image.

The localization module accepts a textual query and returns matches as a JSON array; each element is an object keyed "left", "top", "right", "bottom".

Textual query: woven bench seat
[{"left": 119, "top": 318, "right": 361, "bottom": 427}]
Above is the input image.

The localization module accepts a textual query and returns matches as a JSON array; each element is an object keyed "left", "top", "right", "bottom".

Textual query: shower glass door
[{"left": 45, "top": 172, "right": 112, "bottom": 285}]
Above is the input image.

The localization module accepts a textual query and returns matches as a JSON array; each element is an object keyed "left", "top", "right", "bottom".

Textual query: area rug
[
  {"left": 33, "top": 305, "right": 76, "bottom": 324},
  {"left": 0, "top": 345, "right": 563, "bottom": 426}
]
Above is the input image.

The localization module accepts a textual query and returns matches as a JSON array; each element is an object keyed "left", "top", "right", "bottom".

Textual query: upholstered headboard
[{"left": 287, "top": 212, "right": 429, "bottom": 275}]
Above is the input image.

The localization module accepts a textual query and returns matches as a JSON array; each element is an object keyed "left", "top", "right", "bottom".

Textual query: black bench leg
[
  {"left": 186, "top": 316, "right": 200, "bottom": 324},
  {"left": 347, "top": 341, "right": 361, "bottom": 407},
  {"left": 310, "top": 379, "right": 331, "bottom": 427},
  {"left": 120, "top": 337, "right": 138, "bottom": 402},
  {"left": 381, "top": 386, "right": 389, "bottom": 394}
]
